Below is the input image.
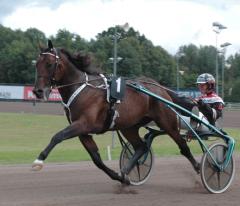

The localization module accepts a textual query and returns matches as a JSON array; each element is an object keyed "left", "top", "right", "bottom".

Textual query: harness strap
[
  {"left": 61, "top": 73, "right": 109, "bottom": 123},
  {"left": 98, "top": 101, "right": 119, "bottom": 133},
  {"left": 60, "top": 72, "right": 120, "bottom": 130},
  {"left": 61, "top": 83, "right": 87, "bottom": 108},
  {"left": 41, "top": 52, "right": 60, "bottom": 59},
  {"left": 99, "top": 74, "right": 110, "bottom": 102},
  {"left": 109, "top": 110, "right": 119, "bottom": 129}
]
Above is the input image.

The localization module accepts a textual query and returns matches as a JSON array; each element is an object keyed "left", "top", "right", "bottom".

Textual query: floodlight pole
[
  {"left": 113, "top": 27, "right": 118, "bottom": 76},
  {"left": 176, "top": 52, "right": 184, "bottom": 92},
  {"left": 111, "top": 23, "right": 129, "bottom": 149},
  {"left": 212, "top": 22, "right": 227, "bottom": 94},
  {"left": 220, "top": 42, "right": 231, "bottom": 101}
]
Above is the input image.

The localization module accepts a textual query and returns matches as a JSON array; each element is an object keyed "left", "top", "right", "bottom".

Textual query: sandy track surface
[
  {"left": 0, "top": 101, "right": 64, "bottom": 115},
  {"left": 0, "top": 155, "right": 240, "bottom": 206}
]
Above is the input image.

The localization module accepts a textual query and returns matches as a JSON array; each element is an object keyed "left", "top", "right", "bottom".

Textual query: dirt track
[{"left": 0, "top": 156, "right": 240, "bottom": 206}]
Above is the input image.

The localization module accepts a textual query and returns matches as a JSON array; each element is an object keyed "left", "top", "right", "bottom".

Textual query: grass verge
[{"left": 0, "top": 112, "right": 239, "bottom": 164}]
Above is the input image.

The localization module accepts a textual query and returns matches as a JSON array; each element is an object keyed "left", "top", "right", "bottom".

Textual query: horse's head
[
  {"left": 33, "top": 40, "right": 102, "bottom": 100},
  {"left": 33, "top": 40, "right": 63, "bottom": 100}
]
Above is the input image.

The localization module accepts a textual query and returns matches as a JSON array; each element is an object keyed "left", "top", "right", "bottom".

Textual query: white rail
[{"left": 225, "top": 102, "right": 240, "bottom": 110}]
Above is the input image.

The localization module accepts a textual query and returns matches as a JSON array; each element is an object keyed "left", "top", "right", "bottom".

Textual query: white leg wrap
[
  {"left": 33, "top": 159, "right": 43, "bottom": 164},
  {"left": 32, "top": 159, "right": 44, "bottom": 171}
]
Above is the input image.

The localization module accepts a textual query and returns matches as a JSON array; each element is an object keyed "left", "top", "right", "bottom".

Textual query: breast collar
[{"left": 61, "top": 73, "right": 108, "bottom": 123}]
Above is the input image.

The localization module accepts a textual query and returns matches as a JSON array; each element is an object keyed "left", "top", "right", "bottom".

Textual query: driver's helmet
[{"left": 196, "top": 73, "right": 215, "bottom": 92}]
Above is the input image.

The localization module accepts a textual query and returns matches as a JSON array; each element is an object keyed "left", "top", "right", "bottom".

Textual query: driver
[
  {"left": 195, "top": 73, "right": 224, "bottom": 126},
  {"left": 179, "top": 73, "right": 224, "bottom": 132}
]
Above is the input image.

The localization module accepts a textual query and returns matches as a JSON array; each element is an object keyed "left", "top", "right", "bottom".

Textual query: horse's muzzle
[
  {"left": 33, "top": 88, "right": 51, "bottom": 101},
  {"left": 33, "top": 88, "right": 43, "bottom": 99}
]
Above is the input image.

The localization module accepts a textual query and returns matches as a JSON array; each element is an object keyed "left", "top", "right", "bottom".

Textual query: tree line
[{"left": 0, "top": 24, "right": 239, "bottom": 102}]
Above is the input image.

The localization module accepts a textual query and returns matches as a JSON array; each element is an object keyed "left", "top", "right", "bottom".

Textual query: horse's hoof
[
  {"left": 32, "top": 159, "right": 44, "bottom": 171},
  {"left": 120, "top": 172, "right": 130, "bottom": 185},
  {"left": 124, "top": 176, "right": 131, "bottom": 185},
  {"left": 195, "top": 163, "right": 200, "bottom": 174}
]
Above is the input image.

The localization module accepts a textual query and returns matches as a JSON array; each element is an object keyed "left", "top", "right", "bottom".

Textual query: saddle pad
[{"left": 109, "top": 76, "right": 126, "bottom": 102}]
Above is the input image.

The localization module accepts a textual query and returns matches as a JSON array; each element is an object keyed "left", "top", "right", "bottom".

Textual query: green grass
[{"left": 0, "top": 112, "right": 239, "bottom": 165}]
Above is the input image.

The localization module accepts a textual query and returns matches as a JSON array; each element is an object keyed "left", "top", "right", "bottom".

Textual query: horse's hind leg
[
  {"left": 169, "top": 130, "right": 200, "bottom": 173},
  {"left": 120, "top": 127, "right": 148, "bottom": 175},
  {"left": 79, "top": 135, "right": 130, "bottom": 185},
  {"left": 155, "top": 117, "right": 200, "bottom": 173}
]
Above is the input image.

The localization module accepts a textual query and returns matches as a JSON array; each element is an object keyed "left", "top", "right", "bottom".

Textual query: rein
[
  {"left": 54, "top": 76, "right": 106, "bottom": 89},
  {"left": 132, "top": 79, "right": 197, "bottom": 103}
]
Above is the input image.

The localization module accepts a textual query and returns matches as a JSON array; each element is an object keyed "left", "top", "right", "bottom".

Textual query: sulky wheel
[
  {"left": 200, "top": 142, "right": 235, "bottom": 194},
  {"left": 119, "top": 142, "right": 154, "bottom": 186}
]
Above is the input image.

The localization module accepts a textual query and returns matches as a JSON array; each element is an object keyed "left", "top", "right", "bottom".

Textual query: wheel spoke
[
  {"left": 206, "top": 159, "right": 217, "bottom": 170},
  {"left": 206, "top": 169, "right": 217, "bottom": 182},
  {"left": 217, "top": 172, "right": 221, "bottom": 189},
  {"left": 142, "top": 162, "right": 151, "bottom": 167},
  {"left": 222, "top": 169, "right": 232, "bottom": 176},
  {"left": 136, "top": 163, "right": 141, "bottom": 181}
]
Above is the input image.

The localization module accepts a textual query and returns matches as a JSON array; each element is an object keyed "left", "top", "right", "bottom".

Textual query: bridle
[
  {"left": 37, "top": 48, "right": 61, "bottom": 88},
  {"left": 36, "top": 48, "right": 106, "bottom": 90}
]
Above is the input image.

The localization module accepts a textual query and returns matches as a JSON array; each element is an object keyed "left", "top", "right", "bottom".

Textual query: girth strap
[{"left": 98, "top": 101, "right": 119, "bottom": 134}]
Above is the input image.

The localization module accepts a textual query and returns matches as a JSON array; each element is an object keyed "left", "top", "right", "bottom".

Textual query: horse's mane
[{"left": 60, "top": 49, "right": 103, "bottom": 75}]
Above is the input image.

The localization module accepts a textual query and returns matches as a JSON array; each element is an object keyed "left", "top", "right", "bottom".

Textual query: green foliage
[
  {"left": 51, "top": 29, "right": 89, "bottom": 52},
  {"left": 0, "top": 25, "right": 46, "bottom": 84},
  {"left": 177, "top": 44, "right": 217, "bottom": 89},
  {"left": 223, "top": 53, "right": 240, "bottom": 102},
  {"left": 93, "top": 27, "right": 175, "bottom": 85},
  {"left": 226, "top": 78, "right": 240, "bottom": 102}
]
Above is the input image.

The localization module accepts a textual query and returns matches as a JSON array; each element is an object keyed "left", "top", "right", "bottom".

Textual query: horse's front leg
[
  {"left": 79, "top": 135, "right": 130, "bottom": 185},
  {"left": 32, "top": 122, "right": 81, "bottom": 171}
]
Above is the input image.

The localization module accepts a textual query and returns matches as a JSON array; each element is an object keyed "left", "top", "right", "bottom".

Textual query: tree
[
  {"left": 227, "top": 78, "right": 240, "bottom": 102},
  {"left": 89, "top": 36, "right": 113, "bottom": 73},
  {"left": 51, "top": 29, "right": 89, "bottom": 52},
  {"left": 93, "top": 26, "right": 175, "bottom": 85},
  {"left": 176, "top": 44, "right": 217, "bottom": 89},
  {"left": 25, "top": 28, "right": 46, "bottom": 46},
  {"left": 0, "top": 39, "right": 36, "bottom": 83},
  {"left": 224, "top": 53, "right": 240, "bottom": 101}
]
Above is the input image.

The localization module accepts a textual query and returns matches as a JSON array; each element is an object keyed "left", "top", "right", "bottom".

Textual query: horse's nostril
[
  {"left": 38, "top": 89, "right": 43, "bottom": 94},
  {"left": 34, "top": 89, "right": 43, "bottom": 94},
  {"left": 33, "top": 88, "right": 44, "bottom": 98}
]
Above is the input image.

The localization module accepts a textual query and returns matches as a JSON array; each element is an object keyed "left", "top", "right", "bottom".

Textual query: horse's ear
[{"left": 48, "top": 39, "right": 53, "bottom": 49}]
